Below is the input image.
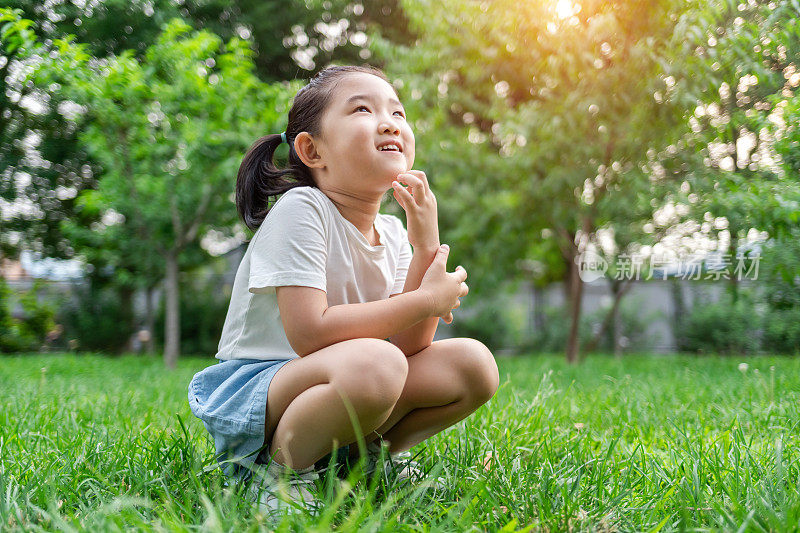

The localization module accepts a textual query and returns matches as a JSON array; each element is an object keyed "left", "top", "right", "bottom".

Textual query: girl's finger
[
  {"left": 407, "top": 170, "right": 430, "bottom": 196},
  {"left": 394, "top": 177, "right": 418, "bottom": 204},
  {"left": 392, "top": 180, "right": 415, "bottom": 208},
  {"left": 392, "top": 186, "right": 405, "bottom": 210},
  {"left": 460, "top": 282, "right": 469, "bottom": 297},
  {"left": 396, "top": 174, "right": 425, "bottom": 204},
  {"left": 452, "top": 299, "right": 461, "bottom": 309},
  {"left": 396, "top": 173, "right": 424, "bottom": 188},
  {"left": 443, "top": 312, "right": 453, "bottom": 324}
]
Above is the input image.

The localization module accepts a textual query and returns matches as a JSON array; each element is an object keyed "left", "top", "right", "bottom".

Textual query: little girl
[{"left": 188, "top": 64, "right": 499, "bottom": 511}]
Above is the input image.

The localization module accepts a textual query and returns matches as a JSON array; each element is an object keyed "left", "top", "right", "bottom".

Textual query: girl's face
[{"left": 311, "top": 72, "right": 415, "bottom": 195}]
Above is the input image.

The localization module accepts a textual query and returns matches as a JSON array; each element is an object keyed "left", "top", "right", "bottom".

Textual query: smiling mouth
[{"left": 376, "top": 141, "right": 403, "bottom": 153}]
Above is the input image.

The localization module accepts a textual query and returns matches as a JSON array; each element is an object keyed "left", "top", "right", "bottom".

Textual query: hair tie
[{"left": 280, "top": 131, "right": 287, "bottom": 144}]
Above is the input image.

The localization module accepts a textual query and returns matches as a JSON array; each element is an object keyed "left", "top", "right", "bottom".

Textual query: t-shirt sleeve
[
  {"left": 248, "top": 191, "right": 328, "bottom": 294},
  {"left": 391, "top": 217, "right": 412, "bottom": 296}
]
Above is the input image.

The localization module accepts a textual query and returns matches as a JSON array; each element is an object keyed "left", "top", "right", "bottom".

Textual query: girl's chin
[{"left": 379, "top": 167, "right": 409, "bottom": 182}]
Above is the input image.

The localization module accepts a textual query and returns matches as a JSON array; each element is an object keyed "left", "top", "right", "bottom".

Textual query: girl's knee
[
  {"left": 331, "top": 338, "right": 408, "bottom": 413},
  {"left": 454, "top": 338, "right": 499, "bottom": 405}
]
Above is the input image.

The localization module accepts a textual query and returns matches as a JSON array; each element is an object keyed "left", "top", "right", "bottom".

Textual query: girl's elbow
[
  {"left": 283, "top": 313, "right": 327, "bottom": 357},
  {"left": 286, "top": 328, "right": 321, "bottom": 357}
]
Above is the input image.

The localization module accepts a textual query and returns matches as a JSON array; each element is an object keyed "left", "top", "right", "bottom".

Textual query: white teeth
[{"left": 379, "top": 146, "right": 399, "bottom": 151}]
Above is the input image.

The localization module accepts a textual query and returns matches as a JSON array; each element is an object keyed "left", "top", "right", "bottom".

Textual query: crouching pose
[{"left": 188, "top": 65, "right": 499, "bottom": 512}]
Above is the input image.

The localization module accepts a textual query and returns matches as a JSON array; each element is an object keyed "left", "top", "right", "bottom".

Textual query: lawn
[{"left": 1, "top": 353, "right": 799, "bottom": 531}]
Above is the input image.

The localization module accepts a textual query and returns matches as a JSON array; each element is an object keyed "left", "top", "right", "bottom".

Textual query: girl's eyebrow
[{"left": 346, "top": 94, "right": 404, "bottom": 107}]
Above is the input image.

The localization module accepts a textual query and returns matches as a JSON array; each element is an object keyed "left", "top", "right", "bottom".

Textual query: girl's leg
[
  {"left": 368, "top": 337, "right": 499, "bottom": 453},
  {"left": 263, "top": 338, "right": 408, "bottom": 470}
]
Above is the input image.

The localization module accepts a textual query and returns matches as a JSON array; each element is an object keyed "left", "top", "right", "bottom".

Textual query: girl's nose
[
  {"left": 378, "top": 110, "right": 402, "bottom": 134},
  {"left": 379, "top": 120, "right": 400, "bottom": 135}
]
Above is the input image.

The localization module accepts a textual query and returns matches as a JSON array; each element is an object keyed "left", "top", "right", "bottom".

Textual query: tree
[
  {"left": 757, "top": 4, "right": 800, "bottom": 353},
  {"left": 2, "top": 0, "right": 386, "bottom": 81},
  {"left": 654, "top": 0, "right": 800, "bottom": 300},
  {"left": 30, "top": 19, "right": 293, "bottom": 367},
  {"left": 1, "top": 8, "right": 101, "bottom": 265},
  {"left": 1, "top": 1, "right": 396, "bottom": 286},
  {"left": 581, "top": 168, "right": 665, "bottom": 357},
  {"left": 374, "top": 0, "right": 687, "bottom": 362}
]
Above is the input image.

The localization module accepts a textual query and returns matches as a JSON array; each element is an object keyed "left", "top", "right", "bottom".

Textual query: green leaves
[
  {"left": 40, "top": 17, "right": 290, "bottom": 257},
  {"left": 19, "top": 16, "right": 300, "bottom": 361},
  {"left": 381, "top": 0, "right": 689, "bottom": 297},
  {"left": 14, "top": 14, "right": 297, "bottom": 360},
  {"left": 0, "top": 8, "right": 37, "bottom": 56}
]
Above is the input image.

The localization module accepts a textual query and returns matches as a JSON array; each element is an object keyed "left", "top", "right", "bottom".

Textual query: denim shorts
[
  {"left": 187, "top": 357, "right": 350, "bottom": 481},
  {"left": 187, "top": 357, "right": 295, "bottom": 479}
]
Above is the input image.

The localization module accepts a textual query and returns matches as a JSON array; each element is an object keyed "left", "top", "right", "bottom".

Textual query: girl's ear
[{"left": 294, "top": 132, "right": 325, "bottom": 169}]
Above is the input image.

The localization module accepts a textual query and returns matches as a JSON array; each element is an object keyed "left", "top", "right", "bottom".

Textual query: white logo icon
[{"left": 576, "top": 249, "right": 608, "bottom": 282}]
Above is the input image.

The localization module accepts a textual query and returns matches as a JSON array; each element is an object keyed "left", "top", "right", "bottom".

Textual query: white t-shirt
[{"left": 215, "top": 185, "right": 412, "bottom": 361}]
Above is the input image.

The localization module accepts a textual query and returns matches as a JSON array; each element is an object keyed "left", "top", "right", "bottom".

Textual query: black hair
[{"left": 236, "top": 64, "right": 393, "bottom": 231}]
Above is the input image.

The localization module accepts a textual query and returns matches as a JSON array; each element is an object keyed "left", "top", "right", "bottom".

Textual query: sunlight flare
[{"left": 555, "top": 0, "right": 580, "bottom": 19}]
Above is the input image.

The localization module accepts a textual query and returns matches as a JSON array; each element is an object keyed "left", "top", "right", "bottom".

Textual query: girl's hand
[
  {"left": 391, "top": 170, "right": 439, "bottom": 251},
  {"left": 418, "top": 244, "right": 469, "bottom": 324}
]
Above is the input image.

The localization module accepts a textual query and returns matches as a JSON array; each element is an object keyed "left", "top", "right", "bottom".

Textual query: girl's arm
[
  {"left": 277, "top": 245, "right": 466, "bottom": 357},
  {"left": 387, "top": 171, "right": 457, "bottom": 356},
  {"left": 276, "top": 285, "right": 432, "bottom": 357},
  {"left": 387, "top": 246, "right": 440, "bottom": 356}
]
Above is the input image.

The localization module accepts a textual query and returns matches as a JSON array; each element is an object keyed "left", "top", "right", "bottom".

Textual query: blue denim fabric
[{"left": 188, "top": 358, "right": 294, "bottom": 479}]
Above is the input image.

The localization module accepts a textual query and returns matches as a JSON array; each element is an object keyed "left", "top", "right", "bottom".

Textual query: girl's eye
[{"left": 353, "top": 105, "right": 404, "bottom": 118}]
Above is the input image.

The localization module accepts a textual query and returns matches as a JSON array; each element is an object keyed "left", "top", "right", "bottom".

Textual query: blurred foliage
[
  {"left": 760, "top": 235, "right": 800, "bottom": 312},
  {"left": 0, "top": 278, "right": 57, "bottom": 353},
  {"left": 655, "top": 0, "right": 800, "bottom": 305},
  {"left": 372, "top": 0, "right": 693, "bottom": 361},
  {"left": 376, "top": 0, "right": 688, "bottom": 294},
  {"left": 762, "top": 308, "right": 800, "bottom": 355},
  {"left": 153, "top": 278, "right": 229, "bottom": 357},
  {"left": 374, "top": 0, "right": 800, "bottom": 360},
  {"left": 0, "top": 0, "right": 402, "bottom": 262},
  {"left": 0, "top": 7, "right": 102, "bottom": 262},
  {"left": 1, "top": 0, "right": 396, "bottom": 81},
  {"left": 0, "top": 1, "right": 406, "bottom": 361},
  {"left": 56, "top": 280, "right": 136, "bottom": 354},
  {"left": 3, "top": 0, "right": 800, "bottom": 359},
  {"left": 21, "top": 16, "right": 295, "bottom": 363},
  {"left": 671, "top": 235, "right": 800, "bottom": 356},
  {"left": 448, "top": 290, "right": 525, "bottom": 352},
  {"left": 590, "top": 296, "right": 660, "bottom": 354},
  {"left": 520, "top": 306, "right": 580, "bottom": 355},
  {"left": 677, "top": 290, "right": 761, "bottom": 355},
  {"left": 662, "top": 0, "right": 797, "bottom": 231},
  {"left": 759, "top": 234, "right": 800, "bottom": 354},
  {"left": 30, "top": 18, "right": 292, "bottom": 257},
  {"left": 775, "top": 92, "right": 800, "bottom": 181},
  {"left": 520, "top": 297, "right": 656, "bottom": 356}
]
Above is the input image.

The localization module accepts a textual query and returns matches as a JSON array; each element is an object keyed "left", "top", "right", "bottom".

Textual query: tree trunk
[
  {"left": 164, "top": 251, "right": 180, "bottom": 369},
  {"left": 612, "top": 289, "right": 623, "bottom": 358},
  {"left": 728, "top": 237, "right": 739, "bottom": 303},
  {"left": 584, "top": 279, "right": 631, "bottom": 355},
  {"left": 144, "top": 285, "right": 156, "bottom": 355},
  {"left": 119, "top": 286, "right": 135, "bottom": 354},
  {"left": 670, "top": 278, "right": 686, "bottom": 352},
  {"left": 533, "top": 285, "right": 545, "bottom": 333},
  {"left": 565, "top": 253, "right": 583, "bottom": 364}
]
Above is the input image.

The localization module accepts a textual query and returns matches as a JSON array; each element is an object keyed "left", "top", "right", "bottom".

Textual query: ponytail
[{"left": 235, "top": 132, "right": 315, "bottom": 231}]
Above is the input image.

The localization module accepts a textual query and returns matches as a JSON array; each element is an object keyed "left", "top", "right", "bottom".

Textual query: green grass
[{"left": 1, "top": 353, "right": 800, "bottom": 531}]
